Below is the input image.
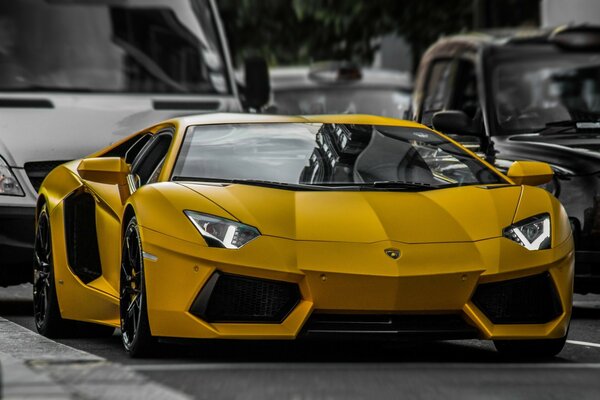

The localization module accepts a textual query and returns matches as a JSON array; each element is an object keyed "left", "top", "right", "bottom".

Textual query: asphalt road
[{"left": 2, "top": 284, "right": 600, "bottom": 399}]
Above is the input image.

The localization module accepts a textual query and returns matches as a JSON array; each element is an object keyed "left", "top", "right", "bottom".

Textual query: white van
[{"left": 0, "top": 0, "right": 268, "bottom": 285}]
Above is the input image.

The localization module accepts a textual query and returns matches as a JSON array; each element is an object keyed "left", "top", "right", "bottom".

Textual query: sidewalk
[{"left": 0, "top": 317, "right": 191, "bottom": 400}]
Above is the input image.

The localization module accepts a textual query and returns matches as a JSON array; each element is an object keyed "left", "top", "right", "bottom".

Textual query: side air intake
[{"left": 190, "top": 271, "right": 301, "bottom": 323}]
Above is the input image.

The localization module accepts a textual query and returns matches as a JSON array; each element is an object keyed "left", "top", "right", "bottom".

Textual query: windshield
[
  {"left": 492, "top": 48, "right": 600, "bottom": 133},
  {"left": 0, "top": 0, "right": 229, "bottom": 94},
  {"left": 172, "top": 123, "right": 504, "bottom": 189},
  {"left": 272, "top": 88, "right": 410, "bottom": 118}
]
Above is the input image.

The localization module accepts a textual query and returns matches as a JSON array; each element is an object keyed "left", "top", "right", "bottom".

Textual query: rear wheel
[
  {"left": 33, "top": 203, "right": 69, "bottom": 337},
  {"left": 494, "top": 335, "right": 567, "bottom": 358},
  {"left": 120, "top": 217, "right": 155, "bottom": 357},
  {"left": 33, "top": 203, "right": 114, "bottom": 338}
]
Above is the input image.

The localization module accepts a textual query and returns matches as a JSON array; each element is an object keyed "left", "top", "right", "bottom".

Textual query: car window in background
[
  {"left": 493, "top": 49, "right": 600, "bottom": 133},
  {"left": 0, "top": 0, "right": 229, "bottom": 94},
  {"left": 421, "top": 59, "right": 454, "bottom": 126},
  {"left": 452, "top": 60, "right": 480, "bottom": 120},
  {"left": 272, "top": 88, "right": 411, "bottom": 118},
  {"left": 172, "top": 123, "right": 504, "bottom": 188}
]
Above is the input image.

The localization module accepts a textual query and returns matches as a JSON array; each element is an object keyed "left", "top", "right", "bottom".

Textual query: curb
[{"left": 0, "top": 317, "right": 191, "bottom": 400}]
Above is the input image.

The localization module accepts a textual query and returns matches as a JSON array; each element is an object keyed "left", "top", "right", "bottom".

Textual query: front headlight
[
  {"left": 0, "top": 156, "right": 24, "bottom": 196},
  {"left": 184, "top": 211, "right": 260, "bottom": 249},
  {"left": 503, "top": 213, "right": 551, "bottom": 250}
]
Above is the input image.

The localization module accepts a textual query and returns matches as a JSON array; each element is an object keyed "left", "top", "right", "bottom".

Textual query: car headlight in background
[
  {"left": 503, "top": 214, "right": 551, "bottom": 250},
  {"left": 185, "top": 211, "right": 260, "bottom": 249},
  {"left": 0, "top": 156, "right": 24, "bottom": 196}
]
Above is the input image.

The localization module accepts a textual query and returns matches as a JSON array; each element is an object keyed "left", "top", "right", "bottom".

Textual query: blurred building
[
  {"left": 542, "top": 0, "right": 600, "bottom": 26},
  {"left": 373, "top": 34, "right": 413, "bottom": 73}
]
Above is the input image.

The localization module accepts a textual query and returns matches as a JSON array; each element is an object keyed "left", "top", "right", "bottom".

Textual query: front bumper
[
  {"left": 0, "top": 206, "right": 35, "bottom": 286},
  {"left": 139, "top": 227, "right": 574, "bottom": 341}
]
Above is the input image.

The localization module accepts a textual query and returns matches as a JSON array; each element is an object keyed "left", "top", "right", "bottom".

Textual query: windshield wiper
[
  {"left": 172, "top": 176, "right": 443, "bottom": 191},
  {"left": 538, "top": 120, "right": 600, "bottom": 135},
  {"left": 171, "top": 176, "right": 350, "bottom": 191},
  {"left": 368, "top": 181, "right": 441, "bottom": 190}
]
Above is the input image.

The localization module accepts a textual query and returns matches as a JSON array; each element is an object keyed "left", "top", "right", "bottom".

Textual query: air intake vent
[
  {"left": 190, "top": 272, "right": 301, "bottom": 323},
  {"left": 472, "top": 272, "right": 562, "bottom": 324},
  {"left": 301, "top": 314, "right": 479, "bottom": 339}
]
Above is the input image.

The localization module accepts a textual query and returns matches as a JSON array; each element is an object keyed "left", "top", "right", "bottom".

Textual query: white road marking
[
  {"left": 567, "top": 340, "right": 600, "bottom": 348},
  {"left": 129, "top": 362, "right": 600, "bottom": 372}
]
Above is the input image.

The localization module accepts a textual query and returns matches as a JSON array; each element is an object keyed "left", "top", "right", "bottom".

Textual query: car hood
[
  {"left": 181, "top": 183, "right": 522, "bottom": 243},
  {"left": 0, "top": 94, "right": 239, "bottom": 167}
]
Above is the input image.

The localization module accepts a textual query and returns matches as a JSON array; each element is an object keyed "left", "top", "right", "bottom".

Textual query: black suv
[{"left": 412, "top": 26, "right": 600, "bottom": 294}]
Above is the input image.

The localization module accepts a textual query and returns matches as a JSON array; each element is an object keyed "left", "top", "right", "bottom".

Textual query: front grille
[
  {"left": 190, "top": 271, "right": 301, "bottom": 323},
  {"left": 472, "top": 272, "right": 563, "bottom": 324},
  {"left": 24, "top": 160, "right": 68, "bottom": 191},
  {"left": 301, "top": 314, "right": 478, "bottom": 339}
]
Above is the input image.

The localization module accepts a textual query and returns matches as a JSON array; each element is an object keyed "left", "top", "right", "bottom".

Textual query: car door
[{"left": 76, "top": 131, "right": 172, "bottom": 297}]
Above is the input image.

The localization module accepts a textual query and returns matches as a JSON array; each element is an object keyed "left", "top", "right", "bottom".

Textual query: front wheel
[
  {"left": 120, "top": 217, "right": 156, "bottom": 357},
  {"left": 494, "top": 335, "right": 567, "bottom": 358}
]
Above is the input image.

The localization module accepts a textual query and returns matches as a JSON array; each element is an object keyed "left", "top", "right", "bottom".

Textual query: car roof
[
  {"left": 175, "top": 112, "right": 425, "bottom": 129},
  {"left": 425, "top": 24, "right": 600, "bottom": 55},
  {"left": 269, "top": 66, "right": 412, "bottom": 91}
]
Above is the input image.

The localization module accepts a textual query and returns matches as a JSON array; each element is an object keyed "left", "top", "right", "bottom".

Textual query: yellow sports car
[{"left": 33, "top": 113, "right": 573, "bottom": 357}]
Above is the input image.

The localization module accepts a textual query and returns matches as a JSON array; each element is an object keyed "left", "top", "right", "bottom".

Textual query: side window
[
  {"left": 451, "top": 60, "right": 480, "bottom": 120},
  {"left": 124, "top": 134, "right": 152, "bottom": 163},
  {"left": 421, "top": 60, "right": 454, "bottom": 126},
  {"left": 147, "top": 158, "right": 165, "bottom": 184},
  {"left": 131, "top": 133, "right": 173, "bottom": 186}
]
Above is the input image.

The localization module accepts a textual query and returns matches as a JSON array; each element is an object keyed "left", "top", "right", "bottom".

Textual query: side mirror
[
  {"left": 77, "top": 157, "right": 129, "bottom": 185},
  {"left": 432, "top": 110, "right": 481, "bottom": 136},
  {"left": 243, "top": 56, "right": 270, "bottom": 111},
  {"left": 507, "top": 161, "right": 554, "bottom": 186}
]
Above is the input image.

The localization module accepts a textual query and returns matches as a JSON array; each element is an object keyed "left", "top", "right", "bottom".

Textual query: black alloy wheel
[
  {"left": 33, "top": 202, "right": 115, "bottom": 338},
  {"left": 120, "top": 217, "right": 154, "bottom": 357},
  {"left": 33, "top": 203, "right": 54, "bottom": 333}
]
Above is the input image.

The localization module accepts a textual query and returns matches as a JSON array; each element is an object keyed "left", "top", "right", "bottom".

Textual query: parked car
[
  {"left": 412, "top": 25, "right": 600, "bottom": 294},
  {"left": 0, "top": 0, "right": 268, "bottom": 286},
  {"left": 268, "top": 63, "right": 412, "bottom": 117},
  {"left": 34, "top": 113, "right": 572, "bottom": 357}
]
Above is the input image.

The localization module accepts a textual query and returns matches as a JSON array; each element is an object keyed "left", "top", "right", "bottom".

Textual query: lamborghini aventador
[{"left": 33, "top": 113, "right": 574, "bottom": 357}]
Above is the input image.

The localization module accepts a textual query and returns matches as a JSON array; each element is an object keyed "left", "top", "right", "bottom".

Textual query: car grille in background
[
  {"left": 24, "top": 160, "right": 69, "bottom": 192},
  {"left": 190, "top": 271, "right": 301, "bottom": 323},
  {"left": 472, "top": 272, "right": 563, "bottom": 324},
  {"left": 301, "top": 314, "right": 479, "bottom": 339}
]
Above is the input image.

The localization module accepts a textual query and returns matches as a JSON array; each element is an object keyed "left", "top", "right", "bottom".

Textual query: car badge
[{"left": 385, "top": 248, "right": 400, "bottom": 259}]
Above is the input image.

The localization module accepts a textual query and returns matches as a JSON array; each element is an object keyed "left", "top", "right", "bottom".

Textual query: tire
[
  {"left": 493, "top": 335, "right": 567, "bottom": 358},
  {"left": 120, "top": 216, "right": 156, "bottom": 357},
  {"left": 33, "top": 203, "right": 115, "bottom": 338}
]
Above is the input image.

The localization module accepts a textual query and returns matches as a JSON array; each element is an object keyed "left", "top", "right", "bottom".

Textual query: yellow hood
[{"left": 180, "top": 183, "right": 522, "bottom": 244}]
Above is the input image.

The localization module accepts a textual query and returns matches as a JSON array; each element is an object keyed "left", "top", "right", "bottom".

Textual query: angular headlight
[
  {"left": 0, "top": 156, "right": 24, "bottom": 196},
  {"left": 503, "top": 214, "right": 551, "bottom": 250},
  {"left": 184, "top": 211, "right": 260, "bottom": 249}
]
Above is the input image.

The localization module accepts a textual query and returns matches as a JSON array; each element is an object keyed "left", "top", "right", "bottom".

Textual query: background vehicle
[
  {"left": 34, "top": 113, "right": 572, "bottom": 358},
  {"left": 0, "top": 0, "right": 269, "bottom": 286},
  {"left": 412, "top": 25, "right": 600, "bottom": 294},
  {"left": 267, "top": 63, "right": 411, "bottom": 117}
]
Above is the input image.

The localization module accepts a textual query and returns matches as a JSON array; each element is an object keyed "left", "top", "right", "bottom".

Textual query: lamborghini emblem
[{"left": 385, "top": 248, "right": 400, "bottom": 259}]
